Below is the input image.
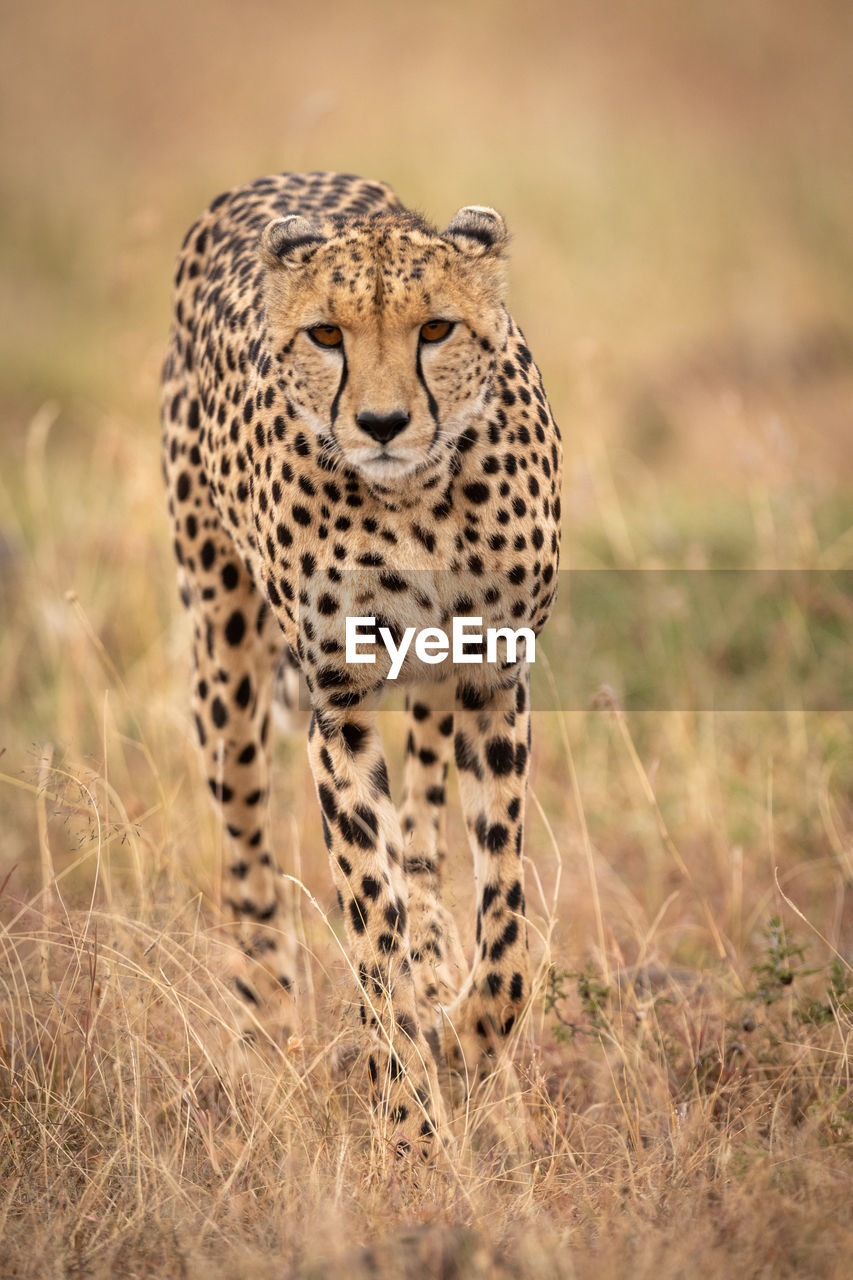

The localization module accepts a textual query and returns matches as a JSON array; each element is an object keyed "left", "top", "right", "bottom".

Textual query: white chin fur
[{"left": 347, "top": 450, "right": 424, "bottom": 483}]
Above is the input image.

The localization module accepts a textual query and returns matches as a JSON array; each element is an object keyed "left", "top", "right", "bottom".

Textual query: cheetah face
[{"left": 260, "top": 208, "right": 510, "bottom": 483}]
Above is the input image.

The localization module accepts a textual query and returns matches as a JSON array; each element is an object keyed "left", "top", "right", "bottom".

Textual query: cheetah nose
[{"left": 355, "top": 410, "right": 410, "bottom": 445}]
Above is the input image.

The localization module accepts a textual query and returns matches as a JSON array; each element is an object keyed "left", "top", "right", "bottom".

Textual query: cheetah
[{"left": 162, "top": 171, "right": 562, "bottom": 1151}]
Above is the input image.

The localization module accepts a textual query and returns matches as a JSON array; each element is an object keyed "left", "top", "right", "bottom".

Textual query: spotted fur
[{"left": 162, "top": 170, "right": 562, "bottom": 1151}]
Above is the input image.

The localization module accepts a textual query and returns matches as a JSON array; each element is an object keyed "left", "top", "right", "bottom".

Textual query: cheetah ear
[
  {"left": 260, "top": 215, "right": 326, "bottom": 268},
  {"left": 442, "top": 206, "right": 509, "bottom": 258}
]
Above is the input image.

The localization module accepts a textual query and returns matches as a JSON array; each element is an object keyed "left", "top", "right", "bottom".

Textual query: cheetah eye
[
  {"left": 308, "top": 324, "right": 343, "bottom": 348},
  {"left": 419, "top": 320, "right": 454, "bottom": 344}
]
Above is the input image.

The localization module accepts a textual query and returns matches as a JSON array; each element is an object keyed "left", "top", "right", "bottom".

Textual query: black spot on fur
[
  {"left": 489, "top": 917, "right": 519, "bottom": 962},
  {"left": 341, "top": 721, "right": 367, "bottom": 753},
  {"left": 485, "top": 736, "right": 514, "bottom": 776},
  {"left": 454, "top": 732, "right": 483, "bottom": 779},
  {"left": 506, "top": 880, "right": 523, "bottom": 911},
  {"left": 349, "top": 898, "right": 367, "bottom": 934},
  {"left": 225, "top": 610, "right": 246, "bottom": 646}
]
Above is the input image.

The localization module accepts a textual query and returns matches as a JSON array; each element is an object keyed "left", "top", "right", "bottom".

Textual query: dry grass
[
  {"left": 2, "top": 705, "right": 851, "bottom": 1277},
  {"left": 2, "top": 1, "right": 853, "bottom": 1275}
]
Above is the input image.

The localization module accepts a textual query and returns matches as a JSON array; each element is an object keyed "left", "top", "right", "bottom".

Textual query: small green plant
[
  {"left": 797, "top": 959, "right": 853, "bottom": 1026},
  {"left": 746, "top": 918, "right": 852, "bottom": 1035},
  {"left": 577, "top": 965, "right": 612, "bottom": 1029},
  {"left": 750, "top": 916, "right": 817, "bottom": 1005},
  {"left": 545, "top": 963, "right": 611, "bottom": 1041}
]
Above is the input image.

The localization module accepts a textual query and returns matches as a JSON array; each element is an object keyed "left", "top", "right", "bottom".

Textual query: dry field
[{"left": 1, "top": 1, "right": 852, "bottom": 1275}]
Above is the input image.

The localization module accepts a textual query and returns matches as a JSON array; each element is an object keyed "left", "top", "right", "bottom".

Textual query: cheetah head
[{"left": 259, "top": 206, "right": 510, "bottom": 483}]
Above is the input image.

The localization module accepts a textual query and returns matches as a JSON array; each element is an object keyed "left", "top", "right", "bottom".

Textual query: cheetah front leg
[
  {"left": 179, "top": 536, "right": 300, "bottom": 1023},
  {"left": 398, "top": 689, "right": 466, "bottom": 1041},
  {"left": 441, "top": 670, "right": 532, "bottom": 1079},
  {"left": 308, "top": 705, "right": 445, "bottom": 1152}
]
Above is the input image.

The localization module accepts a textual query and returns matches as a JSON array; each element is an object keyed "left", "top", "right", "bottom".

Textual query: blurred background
[
  {"left": 1, "top": 0, "right": 851, "bottom": 945},
  {"left": 3, "top": 0, "right": 852, "bottom": 482}
]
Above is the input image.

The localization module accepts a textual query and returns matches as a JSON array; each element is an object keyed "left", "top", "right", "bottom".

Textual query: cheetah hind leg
[
  {"left": 272, "top": 643, "right": 311, "bottom": 736},
  {"left": 407, "top": 888, "right": 467, "bottom": 1054}
]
